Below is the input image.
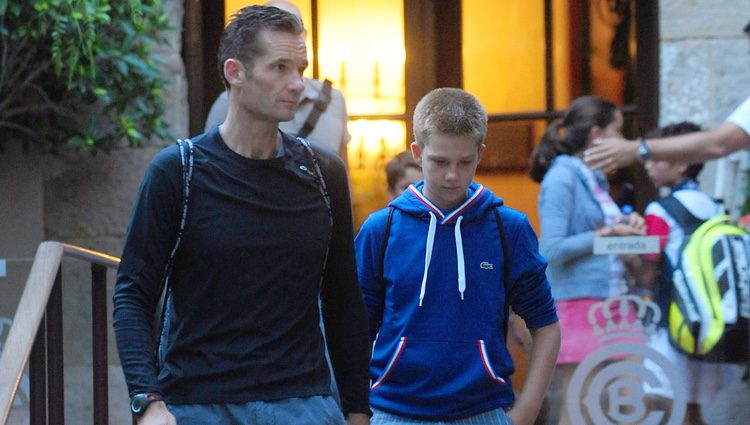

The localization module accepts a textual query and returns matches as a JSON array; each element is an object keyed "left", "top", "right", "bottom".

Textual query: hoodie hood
[{"left": 389, "top": 181, "right": 502, "bottom": 305}]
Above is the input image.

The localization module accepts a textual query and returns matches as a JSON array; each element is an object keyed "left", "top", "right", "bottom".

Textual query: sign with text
[{"left": 593, "top": 236, "right": 660, "bottom": 255}]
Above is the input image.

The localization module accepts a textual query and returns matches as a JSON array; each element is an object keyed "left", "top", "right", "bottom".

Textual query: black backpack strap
[
  {"left": 493, "top": 207, "right": 512, "bottom": 340},
  {"left": 156, "top": 139, "right": 194, "bottom": 340},
  {"left": 657, "top": 196, "right": 704, "bottom": 235},
  {"left": 294, "top": 137, "right": 334, "bottom": 287},
  {"left": 294, "top": 137, "right": 332, "bottom": 225},
  {"left": 297, "top": 79, "right": 333, "bottom": 138},
  {"left": 379, "top": 206, "right": 396, "bottom": 283}
]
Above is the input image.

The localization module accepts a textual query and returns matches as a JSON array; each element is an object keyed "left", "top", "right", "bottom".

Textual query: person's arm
[
  {"left": 538, "top": 166, "right": 599, "bottom": 265},
  {"left": 204, "top": 91, "right": 229, "bottom": 132},
  {"left": 319, "top": 154, "right": 372, "bottom": 419},
  {"left": 507, "top": 322, "right": 561, "bottom": 425},
  {"left": 584, "top": 122, "right": 750, "bottom": 173},
  {"left": 353, "top": 211, "right": 389, "bottom": 342},
  {"left": 113, "top": 149, "right": 181, "bottom": 399},
  {"left": 502, "top": 212, "right": 560, "bottom": 425},
  {"left": 336, "top": 88, "right": 351, "bottom": 169}
]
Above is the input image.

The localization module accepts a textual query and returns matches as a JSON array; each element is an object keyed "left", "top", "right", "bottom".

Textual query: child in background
[
  {"left": 385, "top": 150, "right": 423, "bottom": 199},
  {"left": 639, "top": 122, "right": 745, "bottom": 425},
  {"left": 356, "top": 87, "right": 560, "bottom": 425}
]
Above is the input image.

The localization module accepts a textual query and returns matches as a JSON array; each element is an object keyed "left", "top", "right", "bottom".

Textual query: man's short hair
[
  {"left": 386, "top": 151, "right": 421, "bottom": 191},
  {"left": 744, "top": 19, "right": 750, "bottom": 34},
  {"left": 413, "top": 88, "right": 487, "bottom": 147},
  {"left": 217, "top": 5, "right": 303, "bottom": 89},
  {"left": 647, "top": 121, "right": 705, "bottom": 179}
]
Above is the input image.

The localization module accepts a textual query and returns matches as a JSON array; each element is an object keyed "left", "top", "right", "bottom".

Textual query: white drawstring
[
  {"left": 419, "top": 213, "right": 468, "bottom": 306},
  {"left": 455, "top": 216, "right": 465, "bottom": 300},
  {"left": 419, "top": 212, "right": 437, "bottom": 306}
]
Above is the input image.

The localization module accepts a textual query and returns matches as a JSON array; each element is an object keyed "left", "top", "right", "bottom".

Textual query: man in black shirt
[{"left": 113, "top": 5, "right": 370, "bottom": 424}]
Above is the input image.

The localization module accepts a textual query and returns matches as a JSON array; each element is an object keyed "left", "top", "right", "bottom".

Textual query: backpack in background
[{"left": 659, "top": 197, "right": 750, "bottom": 362}]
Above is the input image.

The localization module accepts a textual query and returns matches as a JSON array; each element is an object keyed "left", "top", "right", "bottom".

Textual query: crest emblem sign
[{"left": 565, "top": 295, "right": 688, "bottom": 424}]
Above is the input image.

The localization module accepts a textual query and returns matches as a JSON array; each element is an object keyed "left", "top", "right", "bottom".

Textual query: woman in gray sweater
[{"left": 530, "top": 96, "right": 645, "bottom": 425}]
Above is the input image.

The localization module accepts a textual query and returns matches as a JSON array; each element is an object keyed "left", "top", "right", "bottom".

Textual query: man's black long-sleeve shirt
[{"left": 112, "top": 128, "right": 370, "bottom": 415}]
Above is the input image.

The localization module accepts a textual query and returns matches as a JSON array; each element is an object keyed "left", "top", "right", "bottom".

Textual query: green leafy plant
[{"left": 0, "top": 0, "right": 171, "bottom": 152}]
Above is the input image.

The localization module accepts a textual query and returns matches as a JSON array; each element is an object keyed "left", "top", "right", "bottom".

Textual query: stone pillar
[{"left": 659, "top": 0, "right": 750, "bottom": 215}]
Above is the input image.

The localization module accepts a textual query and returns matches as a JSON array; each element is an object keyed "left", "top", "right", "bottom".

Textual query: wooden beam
[{"left": 0, "top": 242, "right": 64, "bottom": 424}]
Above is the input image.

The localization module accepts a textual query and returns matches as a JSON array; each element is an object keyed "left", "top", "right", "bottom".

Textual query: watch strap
[
  {"left": 130, "top": 392, "right": 163, "bottom": 416},
  {"left": 637, "top": 137, "right": 651, "bottom": 163}
]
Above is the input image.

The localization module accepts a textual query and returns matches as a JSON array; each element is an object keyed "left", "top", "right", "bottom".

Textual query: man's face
[
  {"left": 236, "top": 29, "right": 307, "bottom": 123},
  {"left": 411, "top": 133, "right": 484, "bottom": 210}
]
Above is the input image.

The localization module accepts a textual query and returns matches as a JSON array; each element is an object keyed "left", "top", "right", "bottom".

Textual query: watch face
[
  {"left": 638, "top": 141, "right": 650, "bottom": 162},
  {"left": 131, "top": 397, "right": 145, "bottom": 414}
]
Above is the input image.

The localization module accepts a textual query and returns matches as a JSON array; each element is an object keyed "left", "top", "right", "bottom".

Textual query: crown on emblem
[{"left": 587, "top": 294, "right": 661, "bottom": 343}]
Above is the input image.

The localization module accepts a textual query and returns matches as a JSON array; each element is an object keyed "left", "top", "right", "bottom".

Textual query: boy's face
[
  {"left": 644, "top": 159, "right": 687, "bottom": 188},
  {"left": 411, "top": 133, "right": 485, "bottom": 210},
  {"left": 388, "top": 167, "right": 423, "bottom": 199}
]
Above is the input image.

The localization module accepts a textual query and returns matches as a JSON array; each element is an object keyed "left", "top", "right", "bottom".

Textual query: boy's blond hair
[{"left": 412, "top": 88, "right": 487, "bottom": 147}]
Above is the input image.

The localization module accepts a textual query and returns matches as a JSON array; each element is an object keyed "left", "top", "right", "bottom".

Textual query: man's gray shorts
[{"left": 169, "top": 395, "right": 345, "bottom": 425}]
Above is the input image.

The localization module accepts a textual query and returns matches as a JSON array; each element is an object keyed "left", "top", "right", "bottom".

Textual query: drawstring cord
[
  {"left": 419, "top": 213, "right": 467, "bottom": 306},
  {"left": 455, "top": 216, "right": 465, "bottom": 300},
  {"left": 418, "top": 212, "right": 437, "bottom": 306}
]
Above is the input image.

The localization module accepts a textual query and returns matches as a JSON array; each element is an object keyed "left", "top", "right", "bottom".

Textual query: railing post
[
  {"left": 0, "top": 243, "right": 123, "bottom": 425},
  {"left": 47, "top": 269, "right": 65, "bottom": 425},
  {"left": 91, "top": 264, "right": 109, "bottom": 425},
  {"left": 29, "top": 317, "right": 48, "bottom": 425}
]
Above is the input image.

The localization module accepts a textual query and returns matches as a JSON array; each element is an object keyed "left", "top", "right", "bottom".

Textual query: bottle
[{"left": 618, "top": 204, "right": 633, "bottom": 224}]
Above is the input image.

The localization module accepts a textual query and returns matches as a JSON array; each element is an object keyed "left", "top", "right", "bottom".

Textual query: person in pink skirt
[{"left": 530, "top": 96, "right": 646, "bottom": 424}]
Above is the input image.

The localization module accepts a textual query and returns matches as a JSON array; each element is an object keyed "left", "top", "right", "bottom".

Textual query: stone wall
[{"left": 659, "top": 0, "right": 750, "bottom": 214}]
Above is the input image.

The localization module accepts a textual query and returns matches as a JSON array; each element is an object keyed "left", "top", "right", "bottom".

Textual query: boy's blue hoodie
[{"left": 355, "top": 181, "right": 557, "bottom": 420}]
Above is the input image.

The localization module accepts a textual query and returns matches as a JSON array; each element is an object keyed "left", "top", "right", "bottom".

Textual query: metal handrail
[{"left": 0, "top": 241, "right": 120, "bottom": 425}]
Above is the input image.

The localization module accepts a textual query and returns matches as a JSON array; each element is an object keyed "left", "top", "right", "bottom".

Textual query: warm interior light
[
  {"left": 347, "top": 120, "right": 407, "bottom": 171},
  {"left": 462, "top": 0, "right": 570, "bottom": 113},
  {"left": 347, "top": 119, "right": 407, "bottom": 228},
  {"left": 317, "top": 0, "right": 405, "bottom": 116}
]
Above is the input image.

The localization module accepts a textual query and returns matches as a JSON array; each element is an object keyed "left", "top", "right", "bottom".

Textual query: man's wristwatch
[
  {"left": 636, "top": 137, "right": 652, "bottom": 163},
  {"left": 130, "top": 393, "right": 163, "bottom": 416}
]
